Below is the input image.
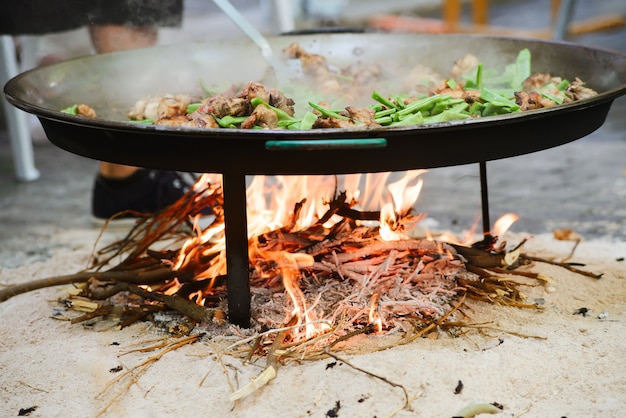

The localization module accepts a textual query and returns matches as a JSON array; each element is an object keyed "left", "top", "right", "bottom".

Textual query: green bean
[
  {"left": 371, "top": 90, "right": 398, "bottom": 110},
  {"left": 397, "top": 94, "right": 447, "bottom": 117},
  {"left": 374, "top": 108, "right": 396, "bottom": 118},
  {"left": 308, "top": 102, "right": 350, "bottom": 120},
  {"left": 392, "top": 111, "right": 424, "bottom": 126},
  {"left": 480, "top": 87, "right": 520, "bottom": 111},
  {"left": 60, "top": 104, "right": 79, "bottom": 115},
  {"left": 299, "top": 111, "right": 318, "bottom": 130},
  {"left": 128, "top": 119, "right": 155, "bottom": 124},
  {"left": 374, "top": 116, "right": 393, "bottom": 125},
  {"left": 186, "top": 103, "right": 202, "bottom": 113},
  {"left": 216, "top": 115, "right": 248, "bottom": 128}
]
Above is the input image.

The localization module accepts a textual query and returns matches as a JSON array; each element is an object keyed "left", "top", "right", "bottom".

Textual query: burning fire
[{"left": 162, "top": 169, "right": 518, "bottom": 340}]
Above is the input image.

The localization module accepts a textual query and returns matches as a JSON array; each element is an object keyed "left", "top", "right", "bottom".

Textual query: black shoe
[{"left": 91, "top": 169, "right": 203, "bottom": 221}]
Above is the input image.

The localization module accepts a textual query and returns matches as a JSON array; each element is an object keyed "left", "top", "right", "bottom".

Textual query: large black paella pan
[{"left": 4, "top": 32, "right": 626, "bottom": 175}]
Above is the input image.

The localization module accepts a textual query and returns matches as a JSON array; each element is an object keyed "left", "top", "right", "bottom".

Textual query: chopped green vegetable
[
  {"left": 464, "top": 63, "right": 483, "bottom": 90},
  {"left": 308, "top": 102, "right": 350, "bottom": 120},
  {"left": 556, "top": 79, "right": 570, "bottom": 90},
  {"left": 186, "top": 103, "right": 202, "bottom": 113},
  {"left": 398, "top": 94, "right": 447, "bottom": 117},
  {"left": 215, "top": 115, "right": 248, "bottom": 128},
  {"left": 430, "top": 98, "right": 465, "bottom": 115},
  {"left": 60, "top": 104, "right": 78, "bottom": 115},
  {"left": 374, "top": 116, "right": 393, "bottom": 125},
  {"left": 299, "top": 111, "right": 319, "bottom": 130},
  {"left": 372, "top": 90, "right": 399, "bottom": 110},
  {"left": 512, "top": 48, "right": 531, "bottom": 90},
  {"left": 469, "top": 101, "right": 485, "bottom": 115},
  {"left": 374, "top": 108, "right": 396, "bottom": 118},
  {"left": 480, "top": 87, "right": 520, "bottom": 111},
  {"left": 128, "top": 119, "right": 155, "bottom": 124},
  {"left": 392, "top": 111, "right": 424, "bottom": 126}
]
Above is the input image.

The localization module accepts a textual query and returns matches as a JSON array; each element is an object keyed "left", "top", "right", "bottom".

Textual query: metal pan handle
[{"left": 265, "top": 138, "right": 387, "bottom": 151}]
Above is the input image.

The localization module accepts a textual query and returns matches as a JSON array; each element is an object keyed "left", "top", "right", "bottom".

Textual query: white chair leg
[
  {"left": 1, "top": 35, "right": 40, "bottom": 182},
  {"left": 272, "top": 0, "right": 296, "bottom": 33}
]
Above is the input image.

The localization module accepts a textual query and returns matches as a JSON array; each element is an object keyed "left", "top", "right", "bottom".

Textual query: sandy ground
[{"left": 0, "top": 231, "right": 624, "bottom": 417}]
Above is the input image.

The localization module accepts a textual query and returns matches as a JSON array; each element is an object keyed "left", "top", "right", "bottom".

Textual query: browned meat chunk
[
  {"left": 283, "top": 42, "right": 331, "bottom": 79},
  {"left": 565, "top": 77, "right": 598, "bottom": 101},
  {"left": 522, "top": 73, "right": 555, "bottom": 91},
  {"left": 237, "top": 81, "right": 295, "bottom": 116},
  {"left": 188, "top": 112, "right": 220, "bottom": 128},
  {"left": 312, "top": 117, "right": 355, "bottom": 129},
  {"left": 241, "top": 104, "right": 279, "bottom": 129},
  {"left": 154, "top": 115, "right": 195, "bottom": 127},
  {"left": 514, "top": 91, "right": 543, "bottom": 110},
  {"left": 206, "top": 96, "right": 250, "bottom": 118},
  {"left": 462, "top": 89, "right": 481, "bottom": 103},
  {"left": 155, "top": 113, "right": 219, "bottom": 129},
  {"left": 268, "top": 88, "right": 295, "bottom": 116},
  {"left": 451, "top": 54, "right": 480, "bottom": 78},
  {"left": 128, "top": 94, "right": 193, "bottom": 121},
  {"left": 76, "top": 104, "right": 97, "bottom": 118},
  {"left": 342, "top": 106, "right": 379, "bottom": 126}
]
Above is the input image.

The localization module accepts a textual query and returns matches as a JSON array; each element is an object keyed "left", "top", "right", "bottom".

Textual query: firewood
[
  {"left": 333, "top": 239, "right": 454, "bottom": 264},
  {"left": 521, "top": 254, "right": 602, "bottom": 279}
]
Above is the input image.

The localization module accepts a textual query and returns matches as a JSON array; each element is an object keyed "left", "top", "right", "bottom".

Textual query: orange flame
[
  {"left": 492, "top": 212, "right": 519, "bottom": 237},
  {"left": 368, "top": 292, "right": 383, "bottom": 332},
  {"left": 276, "top": 252, "right": 329, "bottom": 340},
  {"left": 379, "top": 170, "right": 425, "bottom": 241}
]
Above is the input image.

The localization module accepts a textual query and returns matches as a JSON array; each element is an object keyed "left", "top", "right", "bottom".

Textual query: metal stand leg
[
  {"left": 221, "top": 172, "right": 251, "bottom": 328},
  {"left": 479, "top": 161, "right": 491, "bottom": 236}
]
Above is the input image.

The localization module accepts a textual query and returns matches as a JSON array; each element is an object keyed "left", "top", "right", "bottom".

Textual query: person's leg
[
  {"left": 88, "top": 25, "right": 202, "bottom": 220},
  {"left": 88, "top": 25, "right": 157, "bottom": 180}
]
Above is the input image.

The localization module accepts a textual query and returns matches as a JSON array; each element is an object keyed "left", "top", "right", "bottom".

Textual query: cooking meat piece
[
  {"left": 522, "top": 73, "right": 557, "bottom": 91},
  {"left": 76, "top": 104, "right": 97, "bottom": 118},
  {"left": 154, "top": 112, "right": 219, "bottom": 128},
  {"left": 268, "top": 88, "right": 295, "bottom": 116},
  {"left": 432, "top": 79, "right": 466, "bottom": 99},
  {"left": 128, "top": 94, "right": 193, "bottom": 121},
  {"left": 565, "top": 77, "right": 598, "bottom": 101},
  {"left": 514, "top": 91, "right": 543, "bottom": 110},
  {"left": 238, "top": 81, "right": 271, "bottom": 103},
  {"left": 206, "top": 96, "right": 250, "bottom": 118},
  {"left": 312, "top": 117, "right": 354, "bottom": 129},
  {"left": 237, "top": 81, "right": 295, "bottom": 116},
  {"left": 342, "top": 106, "right": 379, "bottom": 126},
  {"left": 462, "top": 89, "right": 481, "bottom": 103},
  {"left": 283, "top": 42, "right": 331, "bottom": 79},
  {"left": 451, "top": 54, "right": 480, "bottom": 78},
  {"left": 154, "top": 115, "right": 194, "bottom": 127},
  {"left": 241, "top": 104, "right": 278, "bottom": 129},
  {"left": 188, "top": 112, "right": 220, "bottom": 128},
  {"left": 514, "top": 91, "right": 558, "bottom": 109}
]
